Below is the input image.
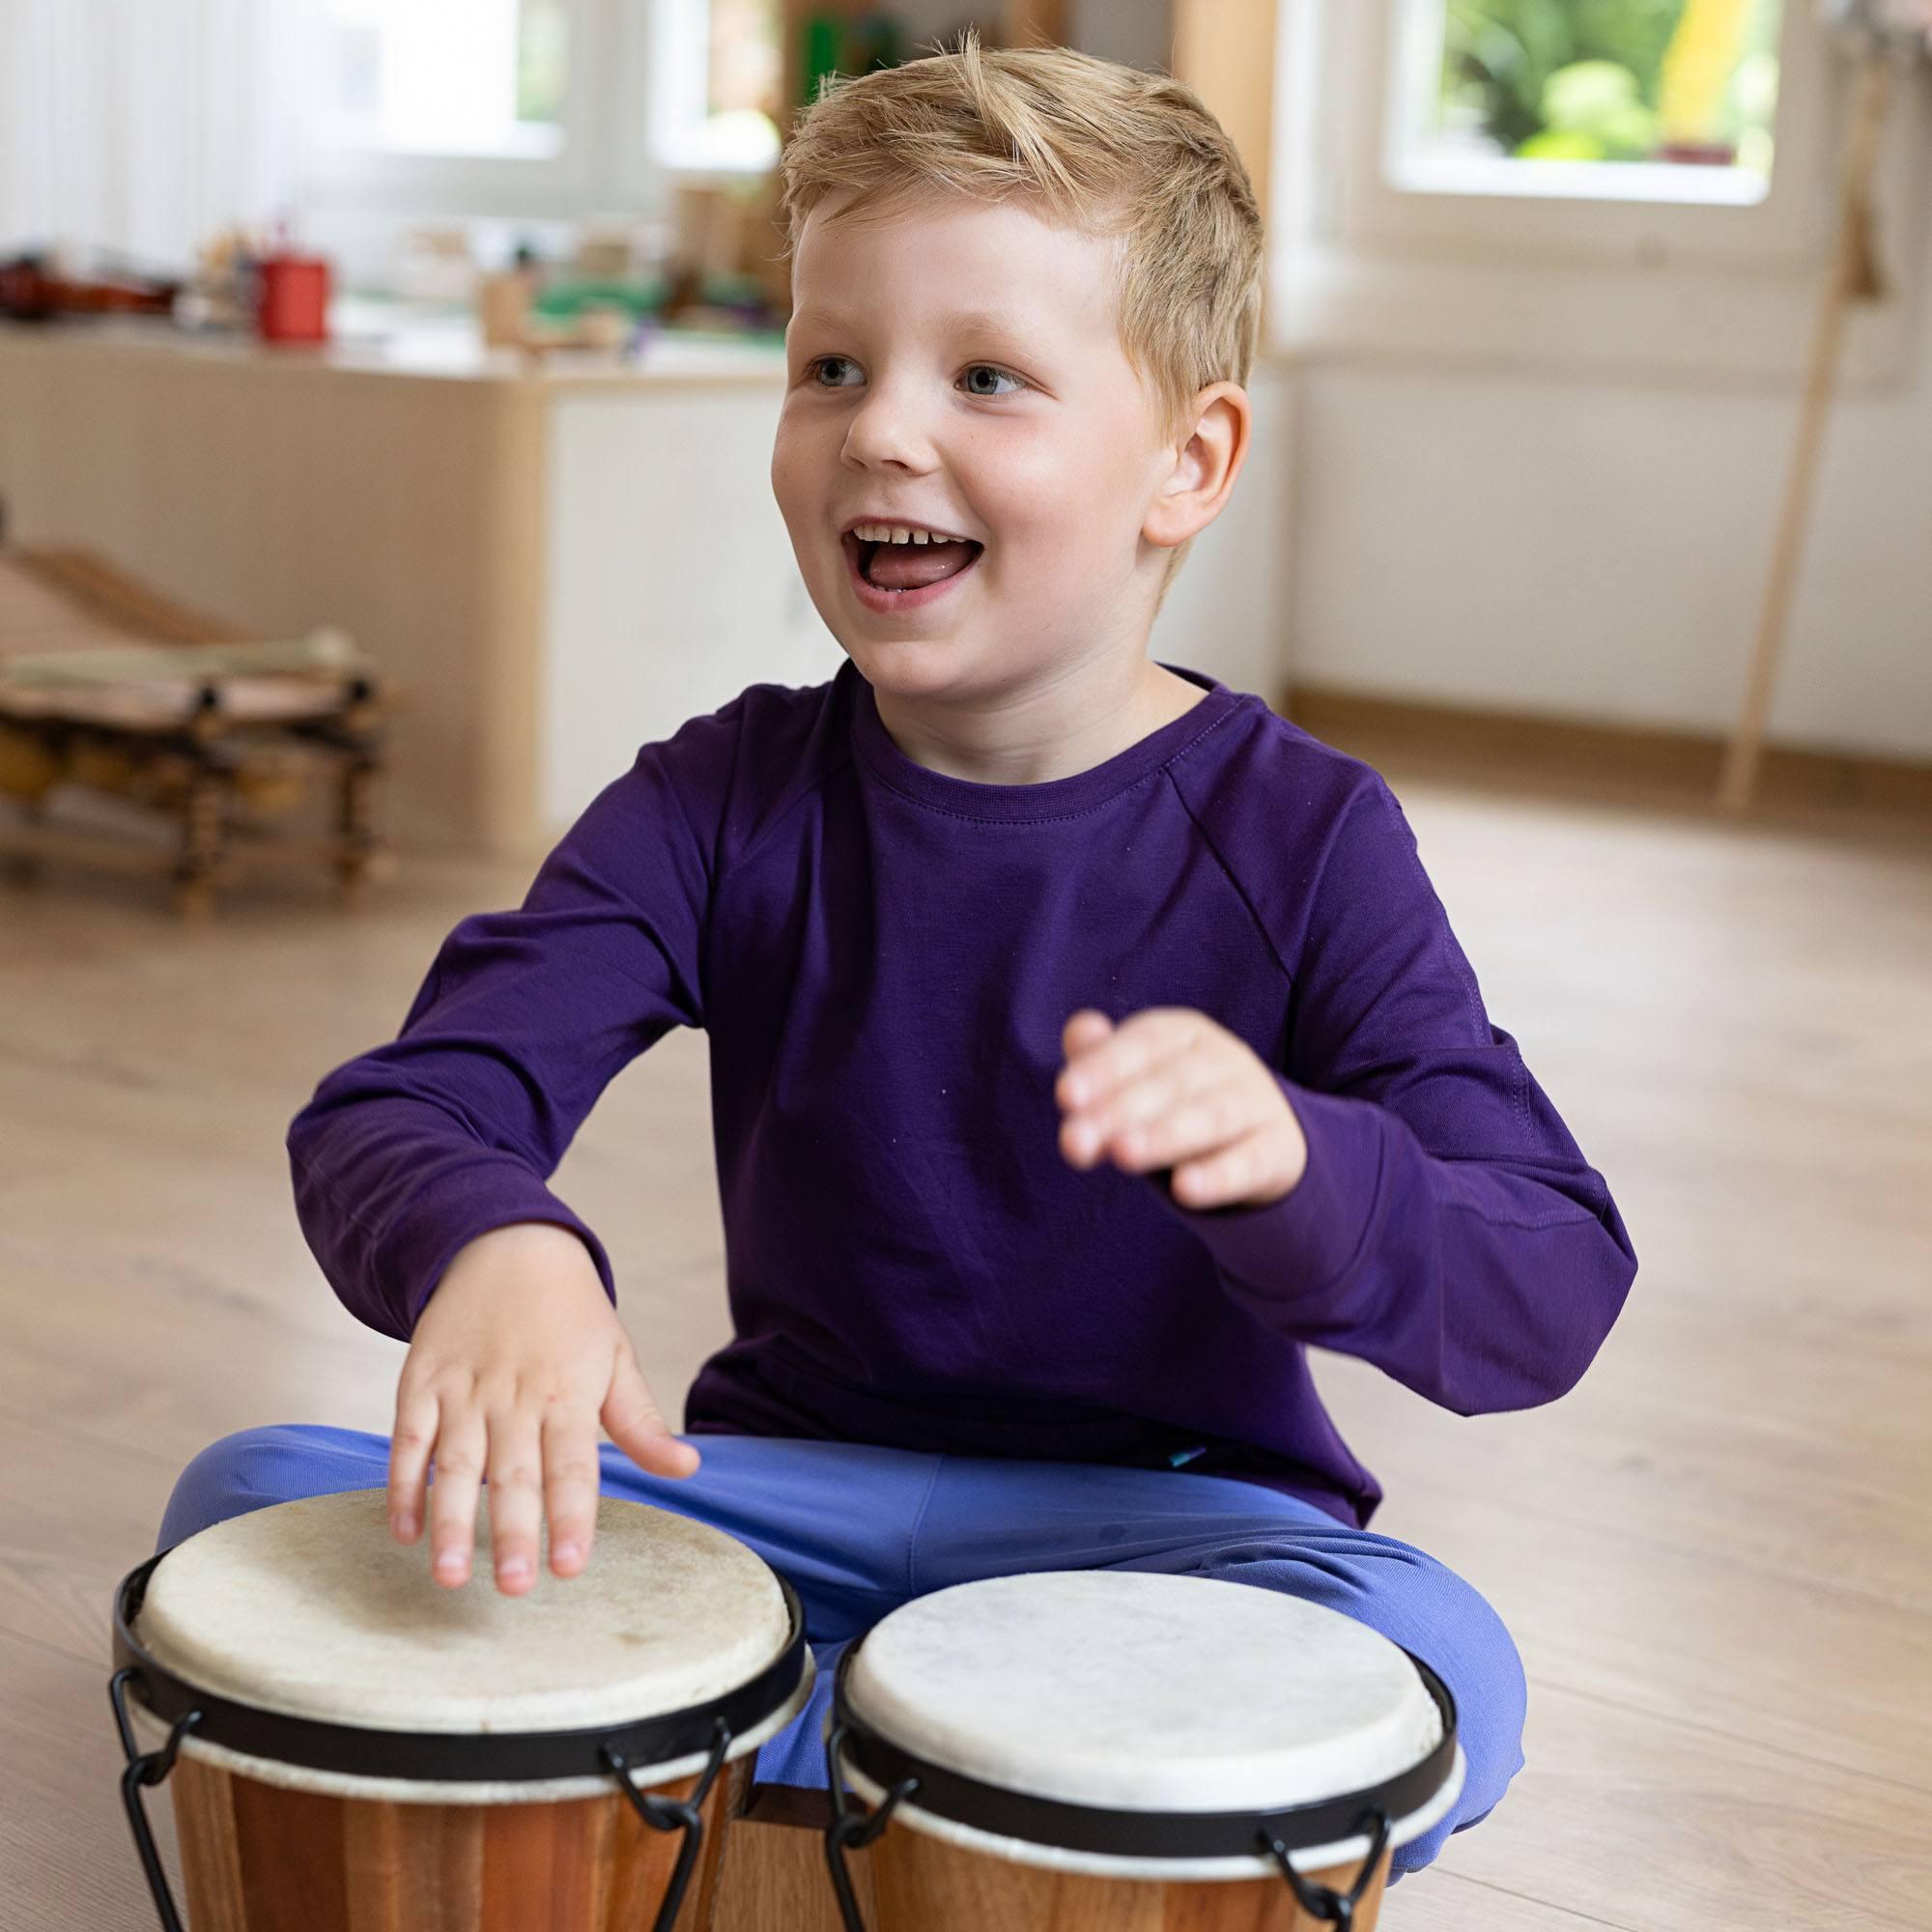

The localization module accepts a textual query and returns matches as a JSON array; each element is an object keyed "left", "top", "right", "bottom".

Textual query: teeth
[{"left": 852, "top": 522, "right": 966, "bottom": 546}]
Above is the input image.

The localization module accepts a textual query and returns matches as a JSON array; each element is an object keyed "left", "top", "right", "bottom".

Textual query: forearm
[
  {"left": 289, "top": 1085, "right": 612, "bottom": 1341},
  {"left": 1168, "top": 1079, "right": 1638, "bottom": 1413}
]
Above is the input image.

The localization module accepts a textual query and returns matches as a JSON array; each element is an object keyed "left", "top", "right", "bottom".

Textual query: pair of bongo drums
[{"left": 110, "top": 1492, "right": 1463, "bottom": 1930}]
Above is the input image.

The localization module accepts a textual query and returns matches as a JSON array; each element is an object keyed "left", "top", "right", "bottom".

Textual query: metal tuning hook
[
  {"left": 823, "top": 1718, "right": 919, "bottom": 1932},
  {"left": 1259, "top": 1805, "right": 1393, "bottom": 1929},
  {"left": 603, "top": 1716, "right": 733, "bottom": 1932},
  {"left": 108, "top": 1667, "right": 201, "bottom": 1932}
]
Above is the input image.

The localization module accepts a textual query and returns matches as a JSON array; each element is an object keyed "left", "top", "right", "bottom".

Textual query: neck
[{"left": 870, "top": 652, "right": 1206, "bottom": 787}]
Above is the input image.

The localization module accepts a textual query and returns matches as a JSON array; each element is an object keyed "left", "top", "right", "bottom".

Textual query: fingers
[
  {"left": 1058, "top": 1008, "right": 1205, "bottom": 1116},
  {"left": 483, "top": 1407, "right": 544, "bottom": 1596},
  {"left": 387, "top": 1382, "right": 439, "bottom": 1545},
  {"left": 1058, "top": 1010, "right": 1220, "bottom": 1170},
  {"left": 1061, "top": 1009, "right": 1113, "bottom": 1058},
  {"left": 1094, "top": 1078, "right": 1270, "bottom": 1177},
  {"left": 1061, "top": 1050, "right": 1233, "bottom": 1170},
  {"left": 427, "top": 1404, "right": 487, "bottom": 1589},
  {"left": 1170, "top": 1125, "right": 1279, "bottom": 1208},
  {"left": 604, "top": 1348, "right": 700, "bottom": 1481},
  {"left": 541, "top": 1409, "right": 602, "bottom": 1579},
  {"left": 1055, "top": 1007, "right": 1305, "bottom": 1207}
]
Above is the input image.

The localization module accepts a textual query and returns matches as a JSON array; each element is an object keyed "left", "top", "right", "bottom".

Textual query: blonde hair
[{"left": 777, "top": 30, "right": 1264, "bottom": 599}]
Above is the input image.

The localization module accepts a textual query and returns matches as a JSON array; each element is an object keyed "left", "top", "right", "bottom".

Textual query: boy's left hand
[{"left": 1056, "top": 1009, "right": 1309, "bottom": 1209}]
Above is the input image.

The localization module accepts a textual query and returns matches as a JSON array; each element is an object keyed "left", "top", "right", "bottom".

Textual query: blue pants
[{"left": 159, "top": 1428, "right": 1526, "bottom": 1885}]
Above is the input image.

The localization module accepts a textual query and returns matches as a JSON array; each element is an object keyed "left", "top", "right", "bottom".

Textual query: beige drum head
[
  {"left": 834, "top": 1571, "right": 1463, "bottom": 1879},
  {"left": 139, "top": 1490, "right": 789, "bottom": 1735},
  {"left": 124, "top": 1489, "right": 813, "bottom": 1802}
]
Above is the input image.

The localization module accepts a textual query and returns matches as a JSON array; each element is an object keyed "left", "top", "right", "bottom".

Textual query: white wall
[
  {"left": 1274, "top": 2, "right": 1932, "bottom": 762},
  {"left": 1286, "top": 280, "right": 1932, "bottom": 759}
]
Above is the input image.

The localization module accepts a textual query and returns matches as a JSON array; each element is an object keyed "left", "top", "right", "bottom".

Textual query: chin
[{"left": 838, "top": 637, "right": 963, "bottom": 690}]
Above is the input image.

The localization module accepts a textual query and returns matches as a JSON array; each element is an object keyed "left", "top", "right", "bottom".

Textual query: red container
[{"left": 256, "top": 253, "right": 330, "bottom": 343}]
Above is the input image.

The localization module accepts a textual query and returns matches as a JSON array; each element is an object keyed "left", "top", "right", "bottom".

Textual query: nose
[{"left": 840, "top": 374, "right": 936, "bottom": 474}]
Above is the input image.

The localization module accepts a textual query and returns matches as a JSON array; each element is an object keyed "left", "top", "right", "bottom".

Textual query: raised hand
[{"left": 1056, "top": 1008, "right": 1309, "bottom": 1210}]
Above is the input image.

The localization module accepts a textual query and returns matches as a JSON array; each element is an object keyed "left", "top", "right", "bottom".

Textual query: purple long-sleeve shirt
[{"left": 289, "top": 661, "right": 1636, "bottom": 1529}]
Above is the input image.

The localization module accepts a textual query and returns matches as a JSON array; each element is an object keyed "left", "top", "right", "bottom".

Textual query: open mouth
[{"left": 842, "top": 529, "right": 984, "bottom": 608}]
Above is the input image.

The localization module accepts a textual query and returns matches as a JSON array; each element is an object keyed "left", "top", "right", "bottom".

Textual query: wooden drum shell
[
  {"left": 167, "top": 1750, "right": 752, "bottom": 1932},
  {"left": 866, "top": 1822, "right": 1390, "bottom": 1932}
]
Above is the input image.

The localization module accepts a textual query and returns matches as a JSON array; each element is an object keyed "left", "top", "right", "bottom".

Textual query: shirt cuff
[
  {"left": 388, "top": 1155, "right": 617, "bottom": 1332},
  {"left": 1151, "top": 1074, "right": 1385, "bottom": 1304}
]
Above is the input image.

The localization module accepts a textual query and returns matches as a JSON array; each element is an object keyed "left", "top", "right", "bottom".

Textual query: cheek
[
  {"left": 769, "top": 421, "right": 819, "bottom": 542},
  {"left": 981, "top": 426, "right": 1139, "bottom": 555}
]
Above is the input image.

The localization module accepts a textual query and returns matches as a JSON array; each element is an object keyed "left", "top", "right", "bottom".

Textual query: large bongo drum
[
  {"left": 822, "top": 1572, "right": 1463, "bottom": 1932},
  {"left": 108, "top": 1489, "right": 813, "bottom": 1932}
]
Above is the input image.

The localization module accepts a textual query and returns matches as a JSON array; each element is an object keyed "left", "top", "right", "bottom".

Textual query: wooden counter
[{"left": 0, "top": 308, "right": 812, "bottom": 855}]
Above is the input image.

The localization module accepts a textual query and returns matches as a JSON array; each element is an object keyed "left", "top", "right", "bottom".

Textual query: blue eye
[
  {"left": 960, "top": 364, "right": 1023, "bottom": 397},
  {"left": 808, "top": 355, "right": 862, "bottom": 387}
]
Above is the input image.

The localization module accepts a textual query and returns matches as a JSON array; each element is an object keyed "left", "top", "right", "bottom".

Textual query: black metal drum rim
[
  {"left": 826, "top": 1636, "right": 1459, "bottom": 1862},
  {"left": 110, "top": 1545, "right": 810, "bottom": 1785}
]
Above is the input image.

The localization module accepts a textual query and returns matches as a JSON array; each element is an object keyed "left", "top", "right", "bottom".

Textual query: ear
[{"left": 1142, "top": 383, "right": 1251, "bottom": 551}]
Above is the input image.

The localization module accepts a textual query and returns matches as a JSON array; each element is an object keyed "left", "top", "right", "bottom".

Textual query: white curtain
[{"left": 0, "top": 0, "right": 313, "bottom": 271}]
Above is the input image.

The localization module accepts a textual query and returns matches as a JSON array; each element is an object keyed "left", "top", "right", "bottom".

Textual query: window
[
  {"left": 649, "top": 0, "right": 784, "bottom": 175},
  {"left": 314, "top": 0, "right": 572, "bottom": 158},
  {"left": 1265, "top": 0, "right": 1923, "bottom": 385},
  {"left": 1387, "top": 0, "right": 1785, "bottom": 206}
]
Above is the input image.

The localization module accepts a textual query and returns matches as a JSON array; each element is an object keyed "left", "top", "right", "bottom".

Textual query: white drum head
[
  {"left": 844, "top": 1572, "right": 1444, "bottom": 1815},
  {"left": 138, "top": 1489, "right": 791, "bottom": 1736}
]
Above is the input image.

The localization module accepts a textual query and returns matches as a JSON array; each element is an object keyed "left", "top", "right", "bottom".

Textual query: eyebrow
[{"left": 788, "top": 305, "right": 1031, "bottom": 336}]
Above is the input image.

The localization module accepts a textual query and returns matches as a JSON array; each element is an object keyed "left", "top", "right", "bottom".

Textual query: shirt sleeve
[
  {"left": 1159, "top": 773, "right": 1638, "bottom": 1415},
  {"left": 286, "top": 707, "right": 732, "bottom": 1341}
]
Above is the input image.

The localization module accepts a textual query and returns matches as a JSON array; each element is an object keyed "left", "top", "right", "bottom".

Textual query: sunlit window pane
[
  {"left": 317, "top": 0, "right": 569, "bottom": 158},
  {"left": 653, "top": 0, "right": 782, "bottom": 173},
  {"left": 1392, "top": 0, "right": 1784, "bottom": 202}
]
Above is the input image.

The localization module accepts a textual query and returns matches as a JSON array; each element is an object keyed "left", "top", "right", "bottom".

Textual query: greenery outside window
[{"left": 1388, "top": 0, "right": 1786, "bottom": 204}]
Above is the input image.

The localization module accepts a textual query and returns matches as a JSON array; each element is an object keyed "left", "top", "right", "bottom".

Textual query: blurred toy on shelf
[
  {"left": 0, "top": 512, "right": 396, "bottom": 917},
  {"left": 477, "top": 241, "right": 637, "bottom": 358},
  {"left": 393, "top": 228, "right": 481, "bottom": 307},
  {"left": 255, "top": 220, "right": 332, "bottom": 345},
  {"left": 0, "top": 246, "right": 181, "bottom": 324}
]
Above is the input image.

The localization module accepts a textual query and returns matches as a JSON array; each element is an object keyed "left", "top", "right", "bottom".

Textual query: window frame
[
  {"left": 1265, "top": 0, "right": 1931, "bottom": 385},
  {"left": 639, "top": 0, "right": 782, "bottom": 180},
  {"left": 298, "top": 0, "right": 604, "bottom": 207},
  {"left": 296, "top": 0, "right": 778, "bottom": 220},
  {"left": 1358, "top": 0, "right": 1829, "bottom": 265},
  {"left": 1382, "top": 0, "right": 1785, "bottom": 211}
]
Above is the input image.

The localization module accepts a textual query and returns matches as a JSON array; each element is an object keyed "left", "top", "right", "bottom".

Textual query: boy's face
[{"left": 772, "top": 191, "right": 1188, "bottom": 706}]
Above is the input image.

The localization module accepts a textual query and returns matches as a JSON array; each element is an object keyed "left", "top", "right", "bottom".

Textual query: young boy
[{"left": 161, "top": 35, "right": 1636, "bottom": 1886}]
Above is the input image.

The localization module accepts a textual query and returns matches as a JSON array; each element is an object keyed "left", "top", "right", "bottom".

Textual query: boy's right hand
[{"left": 387, "top": 1221, "right": 699, "bottom": 1596}]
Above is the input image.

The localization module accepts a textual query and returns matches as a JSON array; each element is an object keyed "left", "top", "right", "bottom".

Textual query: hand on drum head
[{"left": 387, "top": 1222, "right": 700, "bottom": 1596}]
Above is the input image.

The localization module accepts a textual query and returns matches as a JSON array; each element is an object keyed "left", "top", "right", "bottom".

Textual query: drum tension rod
[
  {"left": 601, "top": 1716, "right": 734, "bottom": 1932},
  {"left": 108, "top": 1667, "right": 202, "bottom": 1932},
  {"left": 1259, "top": 1805, "right": 1393, "bottom": 1930},
  {"left": 823, "top": 1719, "right": 920, "bottom": 1932}
]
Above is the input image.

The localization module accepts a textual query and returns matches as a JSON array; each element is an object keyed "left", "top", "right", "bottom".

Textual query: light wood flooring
[{"left": 2, "top": 744, "right": 1928, "bottom": 1931}]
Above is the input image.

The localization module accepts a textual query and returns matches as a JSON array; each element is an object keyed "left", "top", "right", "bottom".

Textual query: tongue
[{"left": 867, "top": 539, "right": 979, "bottom": 590}]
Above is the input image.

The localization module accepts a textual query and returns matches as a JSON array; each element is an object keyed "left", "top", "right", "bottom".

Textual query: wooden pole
[
  {"left": 1000, "top": 0, "right": 1069, "bottom": 48},
  {"left": 1718, "top": 45, "right": 1892, "bottom": 814},
  {"left": 1173, "top": 0, "right": 1279, "bottom": 235}
]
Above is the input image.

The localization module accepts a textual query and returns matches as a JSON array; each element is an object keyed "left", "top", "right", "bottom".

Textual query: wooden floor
[{"left": 2, "top": 741, "right": 1928, "bottom": 1931}]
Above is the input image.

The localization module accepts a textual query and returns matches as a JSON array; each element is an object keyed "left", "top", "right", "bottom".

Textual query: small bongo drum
[
  {"left": 823, "top": 1572, "right": 1463, "bottom": 1932},
  {"left": 108, "top": 1489, "right": 813, "bottom": 1932}
]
